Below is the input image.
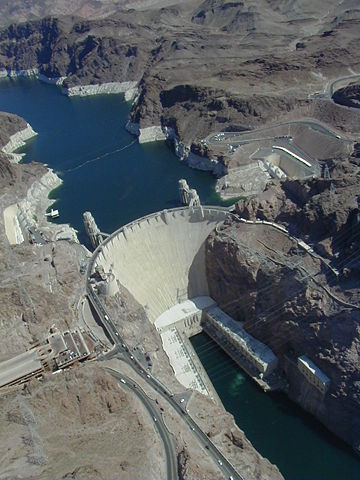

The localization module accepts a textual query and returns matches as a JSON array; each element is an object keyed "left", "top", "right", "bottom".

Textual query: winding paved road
[
  {"left": 328, "top": 73, "right": 360, "bottom": 97},
  {"left": 106, "top": 368, "right": 178, "bottom": 480},
  {"left": 206, "top": 118, "right": 348, "bottom": 147},
  {"left": 86, "top": 269, "right": 243, "bottom": 480}
]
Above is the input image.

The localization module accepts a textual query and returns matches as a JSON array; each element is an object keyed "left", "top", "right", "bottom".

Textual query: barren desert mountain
[
  {"left": 205, "top": 172, "right": 360, "bottom": 445},
  {"left": 0, "top": 0, "right": 186, "bottom": 27},
  {"left": 0, "top": 112, "right": 46, "bottom": 192},
  {"left": 0, "top": 1, "right": 359, "bottom": 147},
  {"left": 206, "top": 213, "right": 360, "bottom": 446},
  {"left": 333, "top": 82, "right": 360, "bottom": 108},
  {"left": 0, "top": 0, "right": 359, "bottom": 478},
  {"left": 0, "top": 365, "right": 166, "bottom": 479}
]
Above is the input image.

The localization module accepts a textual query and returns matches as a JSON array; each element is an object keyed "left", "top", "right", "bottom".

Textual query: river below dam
[{"left": 1, "top": 77, "right": 359, "bottom": 479}]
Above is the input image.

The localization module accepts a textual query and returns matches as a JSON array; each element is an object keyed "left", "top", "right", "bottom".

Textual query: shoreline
[
  {"left": 0, "top": 69, "right": 138, "bottom": 101},
  {"left": 0, "top": 95, "right": 79, "bottom": 243},
  {"left": 61, "top": 81, "right": 138, "bottom": 102},
  {"left": 127, "top": 121, "right": 226, "bottom": 175},
  {"left": 0, "top": 70, "right": 234, "bottom": 197},
  {"left": 0, "top": 115, "right": 79, "bottom": 244},
  {"left": 1, "top": 71, "right": 358, "bottom": 474},
  {"left": 2, "top": 123, "right": 38, "bottom": 163}
]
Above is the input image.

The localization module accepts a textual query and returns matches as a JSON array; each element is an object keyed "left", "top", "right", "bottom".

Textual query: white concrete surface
[
  {"left": 3, "top": 203, "right": 24, "bottom": 245},
  {"left": 161, "top": 327, "right": 208, "bottom": 395},
  {"left": 155, "top": 296, "right": 215, "bottom": 332},
  {"left": 95, "top": 207, "right": 228, "bottom": 323},
  {"left": 0, "top": 349, "right": 43, "bottom": 388},
  {"left": 62, "top": 81, "right": 137, "bottom": 98},
  {"left": 298, "top": 355, "right": 330, "bottom": 390},
  {"left": 206, "top": 306, "right": 278, "bottom": 376}
]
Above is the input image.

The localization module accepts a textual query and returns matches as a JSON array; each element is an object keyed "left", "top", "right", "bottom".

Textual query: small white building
[
  {"left": 155, "top": 296, "right": 216, "bottom": 335},
  {"left": 205, "top": 306, "right": 278, "bottom": 377},
  {"left": 297, "top": 355, "right": 330, "bottom": 394}
]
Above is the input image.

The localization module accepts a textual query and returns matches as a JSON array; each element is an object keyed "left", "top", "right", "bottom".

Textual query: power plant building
[
  {"left": 297, "top": 355, "right": 330, "bottom": 394},
  {"left": 204, "top": 306, "right": 278, "bottom": 377}
]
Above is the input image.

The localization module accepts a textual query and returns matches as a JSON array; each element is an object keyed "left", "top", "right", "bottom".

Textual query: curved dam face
[{"left": 93, "top": 207, "right": 228, "bottom": 322}]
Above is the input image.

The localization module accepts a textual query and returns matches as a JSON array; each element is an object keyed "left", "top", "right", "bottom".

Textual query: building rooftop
[
  {"left": 155, "top": 296, "right": 216, "bottom": 331},
  {"left": 206, "top": 306, "right": 277, "bottom": 368},
  {"left": 298, "top": 355, "right": 330, "bottom": 386}
]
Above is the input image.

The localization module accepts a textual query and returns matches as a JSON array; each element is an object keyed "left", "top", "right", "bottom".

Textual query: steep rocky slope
[
  {"left": 0, "top": 0, "right": 359, "bottom": 473},
  {"left": 206, "top": 220, "right": 360, "bottom": 447},
  {"left": 236, "top": 177, "right": 360, "bottom": 257},
  {"left": 0, "top": 112, "right": 46, "bottom": 192},
  {"left": 0, "top": 1, "right": 359, "bottom": 147},
  {"left": 205, "top": 169, "right": 360, "bottom": 447},
  {"left": 0, "top": 0, "right": 183, "bottom": 27},
  {"left": 333, "top": 83, "right": 360, "bottom": 109},
  {"left": 0, "top": 112, "right": 283, "bottom": 479}
]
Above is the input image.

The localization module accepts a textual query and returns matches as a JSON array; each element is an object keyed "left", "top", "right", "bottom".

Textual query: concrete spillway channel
[{"left": 91, "top": 206, "right": 229, "bottom": 394}]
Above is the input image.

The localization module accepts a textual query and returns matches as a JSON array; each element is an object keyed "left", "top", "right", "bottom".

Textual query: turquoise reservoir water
[
  {"left": 1, "top": 78, "right": 359, "bottom": 479},
  {"left": 191, "top": 333, "right": 360, "bottom": 480}
]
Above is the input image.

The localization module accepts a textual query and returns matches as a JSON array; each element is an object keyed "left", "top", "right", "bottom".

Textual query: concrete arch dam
[{"left": 93, "top": 206, "right": 229, "bottom": 323}]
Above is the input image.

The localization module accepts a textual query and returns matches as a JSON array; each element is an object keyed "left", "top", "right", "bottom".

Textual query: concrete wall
[
  {"left": 278, "top": 154, "right": 312, "bottom": 179},
  {"left": 93, "top": 207, "right": 228, "bottom": 323},
  {"left": 264, "top": 152, "right": 313, "bottom": 179}
]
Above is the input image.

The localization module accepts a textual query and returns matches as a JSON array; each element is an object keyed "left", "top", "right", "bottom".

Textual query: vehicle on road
[
  {"left": 218, "top": 460, "right": 223, "bottom": 466},
  {"left": 153, "top": 416, "right": 157, "bottom": 422},
  {"left": 104, "top": 314, "right": 109, "bottom": 320},
  {"left": 115, "top": 332, "right": 119, "bottom": 336},
  {"left": 120, "top": 378, "right": 126, "bottom": 384},
  {"left": 180, "top": 398, "right": 185, "bottom": 403}
]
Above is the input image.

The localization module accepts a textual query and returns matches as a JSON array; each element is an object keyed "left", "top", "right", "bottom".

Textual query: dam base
[{"left": 155, "top": 296, "right": 283, "bottom": 394}]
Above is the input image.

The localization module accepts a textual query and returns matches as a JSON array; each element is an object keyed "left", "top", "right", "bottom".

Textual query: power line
[
  {"left": 61, "top": 139, "right": 136, "bottom": 174},
  {"left": 188, "top": 246, "right": 360, "bottom": 365}
]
